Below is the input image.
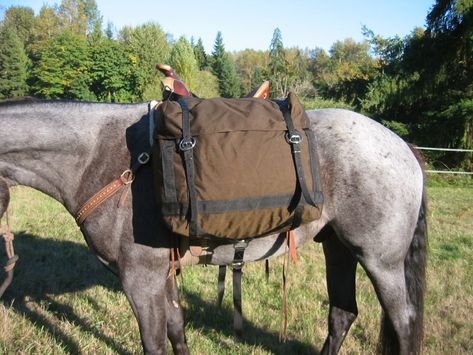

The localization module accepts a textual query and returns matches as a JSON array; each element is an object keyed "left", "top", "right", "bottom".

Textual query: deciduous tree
[
  {"left": 89, "top": 38, "right": 134, "bottom": 102},
  {"left": 31, "top": 30, "right": 94, "bottom": 100},
  {"left": 119, "top": 22, "right": 170, "bottom": 100},
  {"left": 169, "top": 36, "right": 199, "bottom": 91}
]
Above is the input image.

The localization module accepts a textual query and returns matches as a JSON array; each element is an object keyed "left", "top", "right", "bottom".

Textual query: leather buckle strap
[
  {"left": 75, "top": 169, "right": 134, "bottom": 225},
  {"left": 177, "top": 98, "right": 199, "bottom": 237},
  {"left": 232, "top": 239, "right": 248, "bottom": 339}
]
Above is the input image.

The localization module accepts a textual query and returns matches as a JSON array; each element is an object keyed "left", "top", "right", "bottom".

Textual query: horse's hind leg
[
  {"left": 359, "top": 206, "right": 427, "bottom": 355},
  {"left": 320, "top": 227, "right": 358, "bottom": 355},
  {"left": 360, "top": 260, "right": 413, "bottom": 354}
]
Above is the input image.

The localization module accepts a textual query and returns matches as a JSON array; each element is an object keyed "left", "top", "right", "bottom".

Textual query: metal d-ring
[
  {"left": 138, "top": 152, "right": 150, "bottom": 164},
  {"left": 179, "top": 137, "right": 196, "bottom": 151}
]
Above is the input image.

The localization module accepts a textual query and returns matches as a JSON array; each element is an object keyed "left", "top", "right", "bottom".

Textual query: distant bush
[
  {"left": 302, "top": 97, "right": 354, "bottom": 110},
  {"left": 381, "top": 120, "right": 410, "bottom": 138},
  {"left": 426, "top": 172, "right": 473, "bottom": 188}
]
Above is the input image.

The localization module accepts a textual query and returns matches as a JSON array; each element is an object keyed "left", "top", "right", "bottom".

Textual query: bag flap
[{"left": 155, "top": 95, "right": 307, "bottom": 139}]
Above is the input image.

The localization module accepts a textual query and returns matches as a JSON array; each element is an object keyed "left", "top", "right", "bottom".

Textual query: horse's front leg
[
  {"left": 166, "top": 275, "right": 190, "bottom": 355},
  {"left": 118, "top": 245, "right": 186, "bottom": 355}
]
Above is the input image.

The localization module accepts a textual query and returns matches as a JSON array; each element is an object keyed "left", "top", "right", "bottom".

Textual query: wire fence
[{"left": 414, "top": 146, "right": 473, "bottom": 175}]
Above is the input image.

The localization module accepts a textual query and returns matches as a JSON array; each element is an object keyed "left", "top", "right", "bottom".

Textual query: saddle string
[
  {"left": 0, "top": 209, "right": 19, "bottom": 298},
  {"left": 279, "top": 230, "right": 297, "bottom": 342}
]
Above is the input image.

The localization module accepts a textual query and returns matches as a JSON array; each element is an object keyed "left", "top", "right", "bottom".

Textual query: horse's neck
[{"left": 0, "top": 101, "right": 147, "bottom": 215}]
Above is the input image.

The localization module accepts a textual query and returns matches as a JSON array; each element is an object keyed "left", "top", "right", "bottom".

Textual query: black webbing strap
[
  {"left": 217, "top": 265, "right": 226, "bottom": 307},
  {"left": 305, "top": 128, "right": 324, "bottom": 203},
  {"left": 265, "top": 259, "right": 270, "bottom": 282},
  {"left": 232, "top": 240, "right": 248, "bottom": 340},
  {"left": 177, "top": 98, "right": 199, "bottom": 237},
  {"left": 281, "top": 106, "right": 318, "bottom": 208}
]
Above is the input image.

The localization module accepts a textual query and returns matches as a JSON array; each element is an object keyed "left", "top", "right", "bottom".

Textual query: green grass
[{"left": 1, "top": 185, "right": 472, "bottom": 354}]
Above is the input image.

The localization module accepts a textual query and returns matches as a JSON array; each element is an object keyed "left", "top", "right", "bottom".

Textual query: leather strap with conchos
[{"left": 75, "top": 170, "right": 133, "bottom": 225}]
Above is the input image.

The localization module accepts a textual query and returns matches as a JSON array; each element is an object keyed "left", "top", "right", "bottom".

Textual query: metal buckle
[
  {"left": 138, "top": 152, "right": 150, "bottom": 165},
  {"left": 120, "top": 169, "right": 134, "bottom": 185},
  {"left": 232, "top": 239, "right": 248, "bottom": 269},
  {"left": 285, "top": 131, "right": 304, "bottom": 144},
  {"left": 179, "top": 137, "right": 196, "bottom": 151}
]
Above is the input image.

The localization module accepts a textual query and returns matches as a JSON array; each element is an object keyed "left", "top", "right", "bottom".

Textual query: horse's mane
[
  {"left": 0, "top": 97, "right": 144, "bottom": 108},
  {"left": 0, "top": 96, "right": 42, "bottom": 106}
]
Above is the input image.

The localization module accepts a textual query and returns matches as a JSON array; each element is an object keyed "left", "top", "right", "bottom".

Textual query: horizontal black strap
[{"left": 161, "top": 191, "right": 323, "bottom": 216}]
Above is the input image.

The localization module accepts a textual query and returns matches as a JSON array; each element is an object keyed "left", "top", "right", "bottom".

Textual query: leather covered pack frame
[{"left": 153, "top": 92, "right": 323, "bottom": 240}]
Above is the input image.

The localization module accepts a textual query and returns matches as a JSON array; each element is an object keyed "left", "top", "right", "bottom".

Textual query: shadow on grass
[
  {"left": 1, "top": 232, "right": 320, "bottom": 354},
  {"left": 1, "top": 232, "right": 131, "bottom": 354},
  {"left": 182, "top": 289, "right": 320, "bottom": 355}
]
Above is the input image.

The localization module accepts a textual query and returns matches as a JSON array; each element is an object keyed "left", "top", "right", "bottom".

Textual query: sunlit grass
[{"left": 0, "top": 185, "right": 472, "bottom": 354}]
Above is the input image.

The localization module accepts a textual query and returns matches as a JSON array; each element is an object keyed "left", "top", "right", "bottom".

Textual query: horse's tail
[{"left": 380, "top": 147, "right": 428, "bottom": 354}]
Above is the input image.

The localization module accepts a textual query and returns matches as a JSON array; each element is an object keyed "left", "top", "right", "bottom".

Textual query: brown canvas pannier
[{"left": 152, "top": 92, "right": 323, "bottom": 240}]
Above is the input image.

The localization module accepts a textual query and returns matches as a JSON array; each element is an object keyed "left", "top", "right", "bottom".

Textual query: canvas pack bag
[{"left": 152, "top": 92, "right": 323, "bottom": 240}]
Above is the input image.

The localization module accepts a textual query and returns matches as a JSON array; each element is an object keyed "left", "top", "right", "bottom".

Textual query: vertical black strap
[
  {"left": 217, "top": 265, "right": 226, "bottom": 307},
  {"left": 265, "top": 259, "right": 270, "bottom": 282},
  {"left": 233, "top": 265, "right": 243, "bottom": 340},
  {"left": 281, "top": 107, "right": 317, "bottom": 208},
  {"left": 232, "top": 240, "right": 248, "bottom": 340},
  {"left": 177, "top": 98, "right": 199, "bottom": 237},
  {"left": 305, "top": 128, "right": 324, "bottom": 204}
]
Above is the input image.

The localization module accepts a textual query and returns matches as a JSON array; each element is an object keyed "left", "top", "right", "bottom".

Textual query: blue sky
[{"left": 1, "top": 0, "right": 436, "bottom": 52}]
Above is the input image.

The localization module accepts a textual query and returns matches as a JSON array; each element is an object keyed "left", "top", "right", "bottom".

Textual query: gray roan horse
[{"left": 0, "top": 98, "right": 427, "bottom": 354}]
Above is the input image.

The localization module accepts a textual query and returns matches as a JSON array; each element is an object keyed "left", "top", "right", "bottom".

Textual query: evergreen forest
[{"left": 0, "top": 0, "right": 471, "bottom": 170}]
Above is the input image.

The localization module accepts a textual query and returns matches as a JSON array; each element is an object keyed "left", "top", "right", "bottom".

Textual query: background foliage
[{"left": 0, "top": 0, "right": 472, "bottom": 170}]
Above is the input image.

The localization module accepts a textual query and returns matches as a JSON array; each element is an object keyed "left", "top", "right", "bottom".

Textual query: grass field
[{"left": 0, "top": 182, "right": 472, "bottom": 354}]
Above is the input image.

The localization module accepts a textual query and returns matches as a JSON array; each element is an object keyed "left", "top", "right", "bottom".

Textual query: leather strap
[
  {"left": 217, "top": 265, "right": 226, "bottom": 307},
  {"left": 232, "top": 240, "right": 248, "bottom": 339},
  {"left": 75, "top": 170, "right": 134, "bottom": 225}
]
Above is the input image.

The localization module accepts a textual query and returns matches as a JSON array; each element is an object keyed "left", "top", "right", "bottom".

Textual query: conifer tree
[
  {"left": 193, "top": 37, "right": 208, "bottom": 70},
  {"left": 0, "top": 25, "right": 29, "bottom": 99},
  {"left": 211, "top": 31, "right": 241, "bottom": 98},
  {"left": 2, "top": 6, "right": 35, "bottom": 46},
  {"left": 268, "top": 28, "right": 288, "bottom": 98}
]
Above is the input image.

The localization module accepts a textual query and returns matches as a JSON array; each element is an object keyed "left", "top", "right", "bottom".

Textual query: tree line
[{"left": 0, "top": 0, "right": 471, "bottom": 169}]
